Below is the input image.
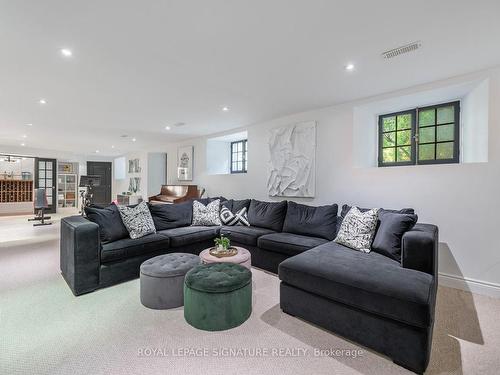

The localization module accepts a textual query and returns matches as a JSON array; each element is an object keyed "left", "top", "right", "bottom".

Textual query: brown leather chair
[{"left": 148, "top": 184, "right": 200, "bottom": 204}]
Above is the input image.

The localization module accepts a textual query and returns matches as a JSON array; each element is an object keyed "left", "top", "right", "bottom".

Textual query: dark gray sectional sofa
[{"left": 60, "top": 197, "right": 438, "bottom": 374}]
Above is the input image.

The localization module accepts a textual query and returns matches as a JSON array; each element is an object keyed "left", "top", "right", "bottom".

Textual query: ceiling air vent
[{"left": 382, "top": 41, "right": 422, "bottom": 59}]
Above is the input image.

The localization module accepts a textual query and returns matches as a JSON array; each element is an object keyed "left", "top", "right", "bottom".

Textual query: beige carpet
[{"left": 1, "top": 218, "right": 499, "bottom": 374}]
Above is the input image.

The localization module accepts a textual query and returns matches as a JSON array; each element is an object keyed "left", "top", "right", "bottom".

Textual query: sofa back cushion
[
  {"left": 341, "top": 204, "right": 414, "bottom": 218},
  {"left": 221, "top": 199, "right": 251, "bottom": 213},
  {"left": 84, "top": 203, "right": 129, "bottom": 243},
  {"left": 247, "top": 199, "right": 287, "bottom": 232},
  {"left": 148, "top": 201, "right": 193, "bottom": 230},
  {"left": 282, "top": 201, "right": 338, "bottom": 240},
  {"left": 193, "top": 196, "right": 227, "bottom": 206},
  {"left": 371, "top": 209, "right": 418, "bottom": 261}
]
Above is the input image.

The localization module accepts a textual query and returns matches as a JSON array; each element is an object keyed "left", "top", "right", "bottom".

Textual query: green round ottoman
[{"left": 184, "top": 263, "right": 252, "bottom": 331}]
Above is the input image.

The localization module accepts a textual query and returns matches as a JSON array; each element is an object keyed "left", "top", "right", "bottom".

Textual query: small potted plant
[{"left": 214, "top": 234, "right": 231, "bottom": 253}]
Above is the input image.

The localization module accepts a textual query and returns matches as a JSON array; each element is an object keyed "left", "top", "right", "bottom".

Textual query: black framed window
[
  {"left": 378, "top": 101, "right": 460, "bottom": 167},
  {"left": 230, "top": 140, "right": 247, "bottom": 173}
]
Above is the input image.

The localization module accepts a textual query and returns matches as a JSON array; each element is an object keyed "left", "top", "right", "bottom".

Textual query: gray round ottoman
[{"left": 140, "top": 253, "right": 200, "bottom": 309}]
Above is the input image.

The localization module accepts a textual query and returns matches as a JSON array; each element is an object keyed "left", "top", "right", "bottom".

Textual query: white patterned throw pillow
[
  {"left": 192, "top": 199, "right": 222, "bottom": 226},
  {"left": 117, "top": 201, "right": 156, "bottom": 239},
  {"left": 334, "top": 206, "right": 379, "bottom": 253},
  {"left": 220, "top": 206, "right": 250, "bottom": 226}
]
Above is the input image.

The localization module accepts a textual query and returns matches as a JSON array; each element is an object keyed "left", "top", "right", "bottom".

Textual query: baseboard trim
[{"left": 439, "top": 272, "right": 500, "bottom": 299}]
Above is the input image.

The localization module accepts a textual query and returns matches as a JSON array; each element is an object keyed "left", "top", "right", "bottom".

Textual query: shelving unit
[
  {"left": 0, "top": 180, "right": 33, "bottom": 202},
  {"left": 57, "top": 162, "right": 79, "bottom": 209},
  {"left": 58, "top": 174, "right": 77, "bottom": 208}
]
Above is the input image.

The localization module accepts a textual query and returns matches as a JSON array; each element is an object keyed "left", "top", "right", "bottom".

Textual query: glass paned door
[{"left": 35, "top": 158, "right": 57, "bottom": 214}]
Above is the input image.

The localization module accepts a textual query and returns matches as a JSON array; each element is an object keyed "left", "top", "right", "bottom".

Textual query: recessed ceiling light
[
  {"left": 95, "top": 150, "right": 100, "bottom": 153},
  {"left": 132, "top": 138, "right": 136, "bottom": 142},
  {"left": 61, "top": 48, "right": 72, "bottom": 57},
  {"left": 165, "top": 125, "right": 171, "bottom": 130},
  {"left": 26, "top": 123, "right": 33, "bottom": 126},
  {"left": 39, "top": 99, "right": 47, "bottom": 104},
  {"left": 20, "top": 143, "right": 25, "bottom": 146},
  {"left": 345, "top": 63, "right": 355, "bottom": 71},
  {"left": 222, "top": 106, "right": 230, "bottom": 112},
  {"left": 22, "top": 134, "right": 27, "bottom": 138},
  {"left": 111, "top": 145, "right": 115, "bottom": 149}
]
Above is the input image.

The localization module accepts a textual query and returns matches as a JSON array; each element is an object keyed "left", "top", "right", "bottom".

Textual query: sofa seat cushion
[
  {"left": 220, "top": 225, "right": 275, "bottom": 246},
  {"left": 101, "top": 233, "right": 170, "bottom": 263},
  {"left": 158, "top": 226, "right": 219, "bottom": 247},
  {"left": 258, "top": 233, "right": 328, "bottom": 256},
  {"left": 278, "top": 242, "right": 434, "bottom": 328}
]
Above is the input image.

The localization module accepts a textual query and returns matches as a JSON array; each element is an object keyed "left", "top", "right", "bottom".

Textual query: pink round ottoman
[{"left": 199, "top": 247, "right": 251, "bottom": 269}]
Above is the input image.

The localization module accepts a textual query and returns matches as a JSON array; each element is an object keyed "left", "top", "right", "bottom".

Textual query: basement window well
[
  {"left": 206, "top": 131, "right": 248, "bottom": 175},
  {"left": 353, "top": 78, "right": 489, "bottom": 168}
]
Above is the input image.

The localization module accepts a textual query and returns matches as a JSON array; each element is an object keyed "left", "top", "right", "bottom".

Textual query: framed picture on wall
[{"left": 177, "top": 146, "right": 193, "bottom": 181}]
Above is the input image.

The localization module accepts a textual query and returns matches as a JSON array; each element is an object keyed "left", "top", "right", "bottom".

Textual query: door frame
[
  {"left": 34, "top": 158, "right": 57, "bottom": 214},
  {"left": 86, "top": 161, "right": 112, "bottom": 205}
]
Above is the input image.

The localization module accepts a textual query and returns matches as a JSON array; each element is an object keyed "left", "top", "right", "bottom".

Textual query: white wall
[
  {"left": 164, "top": 66, "right": 500, "bottom": 297},
  {"left": 112, "top": 152, "right": 167, "bottom": 200},
  {"left": 113, "top": 151, "right": 148, "bottom": 198},
  {"left": 147, "top": 153, "right": 167, "bottom": 197}
]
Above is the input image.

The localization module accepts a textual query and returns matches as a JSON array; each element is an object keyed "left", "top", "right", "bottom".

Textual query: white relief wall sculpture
[{"left": 267, "top": 121, "right": 316, "bottom": 197}]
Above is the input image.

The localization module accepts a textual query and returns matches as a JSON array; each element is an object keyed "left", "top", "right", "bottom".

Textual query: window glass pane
[
  {"left": 46, "top": 170, "right": 52, "bottom": 179},
  {"left": 46, "top": 162, "right": 52, "bottom": 170},
  {"left": 437, "top": 142, "right": 454, "bottom": 159},
  {"left": 382, "top": 132, "right": 395, "bottom": 147},
  {"left": 382, "top": 117, "right": 396, "bottom": 132},
  {"left": 232, "top": 162, "right": 237, "bottom": 171},
  {"left": 419, "top": 144, "right": 435, "bottom": 160},
  {"left": 397, "top": 130, "right": 411, "bottom": 146},
  {"left": 419, "top": 127, "right": 435, "bottom": 143},
  {"left": 437, "top": 124, "right": 454, "bottom": 142},
  {"left": 38, "top": 171, "right": 45, "bottom": 179},
  {"left": 232, "top": 143, "right": 237, "bottom": 152},
  {"left": 419, "top": 109, "right": 435, "bottom": 127},
  {"left": 437, "top": 106, "right": 454, "bottom": 124},
  {"left": 38, "top": 161, "right": 46, "bottom": 169},
  {"left": 396, "top": 146, "right": 412, "bottom": 162},
  {"left": 382, "top": 148, "right": 395, "bottom": 163},
  {"left": 397, "top": 114, "right": 412, "bottom": 130}
]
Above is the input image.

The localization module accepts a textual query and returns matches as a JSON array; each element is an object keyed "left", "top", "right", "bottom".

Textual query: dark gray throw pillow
[
  {"left": 282, "top": 201, "right": 338, "bottom": 240},
  {"left": 148, "top": 201, "right": 193, "bottom": 230},
  {"left": 371, "top": 209, "right": 418, "bottom": 261},
  {"left": 247, "top": 199, "right": 287, "bottom": 232},
  {"left": 84, "top": 203, "right": 128, "bottom": 243}
]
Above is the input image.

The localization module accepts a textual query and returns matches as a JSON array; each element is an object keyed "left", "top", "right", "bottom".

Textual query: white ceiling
[{"left": 1, "top": 0, "right": 500, "bottom": 156}]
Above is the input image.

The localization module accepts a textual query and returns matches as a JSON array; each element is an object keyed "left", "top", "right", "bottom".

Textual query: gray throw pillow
[
  {"left": 192, "top": 199, "right": 221, "bottom": 226},
  {"left": 117, "top": 201, "right": 156, "bottom": 239},
  {"left": 334, "top": 206, "right": 379, "bottom": 252}
]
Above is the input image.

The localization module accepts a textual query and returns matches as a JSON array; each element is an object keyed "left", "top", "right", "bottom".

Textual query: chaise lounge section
[{"left": 279, "top": 224, "right": 438, "bottom": 373}]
